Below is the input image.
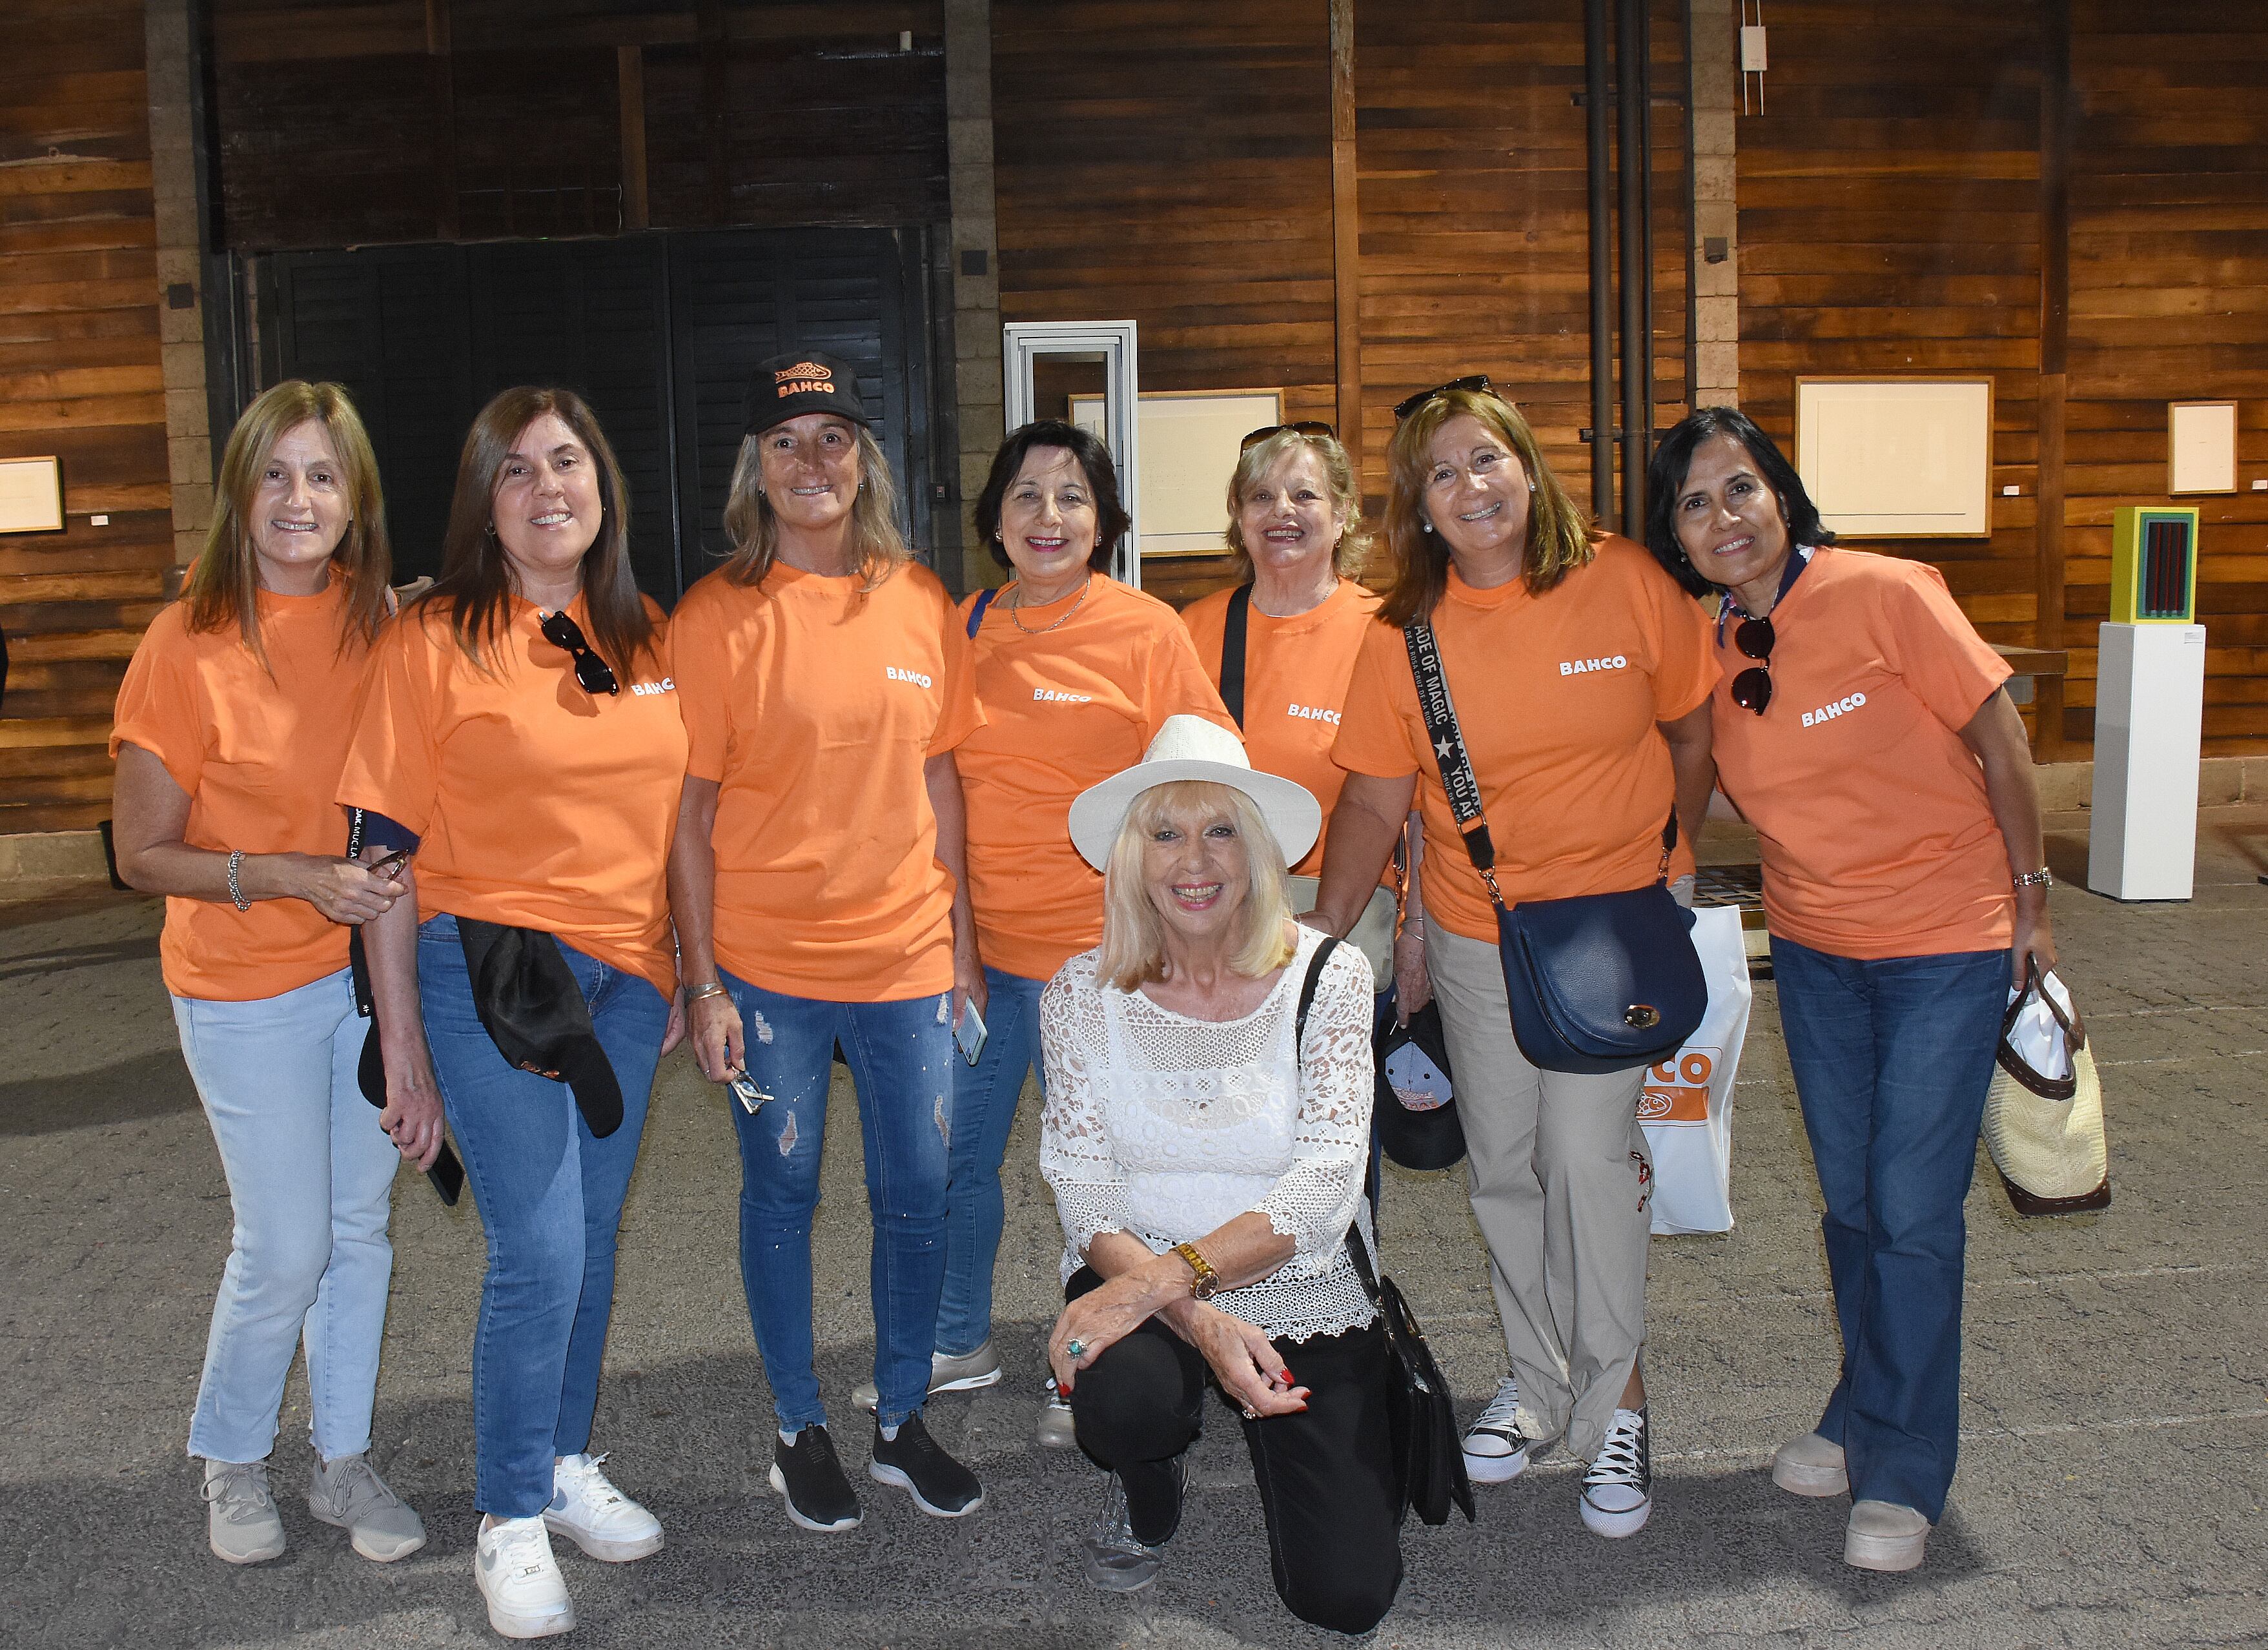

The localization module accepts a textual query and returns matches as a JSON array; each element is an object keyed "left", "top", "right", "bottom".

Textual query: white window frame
[{"left": 1002, "top": 320, "right": 1141, "bottom": 586}]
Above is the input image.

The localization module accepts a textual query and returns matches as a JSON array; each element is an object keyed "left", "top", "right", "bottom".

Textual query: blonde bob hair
[
  {"left": 1222, "top": 427, "right": 1372, "bottom": 582},
  {"left": 719, "top": 422, "right": 909, "bottom": 589},
  {"left": 1379, "top": 386, "right": 1593, "bottom": 626},
  {"left": 1095, "top": 780, "right": 1297, "bottom": 992},
  {"left": 185, "top": 379, "right": 391, "bottom": 668}
]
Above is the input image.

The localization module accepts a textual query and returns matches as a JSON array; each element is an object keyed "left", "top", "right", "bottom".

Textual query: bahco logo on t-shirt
[
  {"left": 1287, "top": 702, "right": 1340, "bottom": 724},
  {"left": 885, "top": 665, "right": 934, "bottom": 689},
  {"left": 1558, "top": 655, "right": 1628, "bottom": 676},
  {"left": 629, "top": 676, "right": 675, "bottom": 698},
  {"left": 1801, "top": 692, "right": 1867, "bottom": 728}
]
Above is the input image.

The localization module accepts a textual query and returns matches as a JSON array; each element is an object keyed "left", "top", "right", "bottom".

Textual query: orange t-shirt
[
  {"left": 336, "top": 594, "right": 688, "bottom": 999},
  {"left": 110, "top": 584, "right": 371, "bottom": 1001},
  {"left": 1181, "top": 577, "right": 1385, "bottom": 877},
  {"left": 954, "top": 576, "right": 1234, "bottom": 982},
  {"left": 669, "top": 558, "right": 982, "bottom": 1002},
  {"left": 1333, "top": 535, "right": 1718, "bottom": 945},
  {"left": 1710, "top": 547, "right": 2013, "bottom": 959}
]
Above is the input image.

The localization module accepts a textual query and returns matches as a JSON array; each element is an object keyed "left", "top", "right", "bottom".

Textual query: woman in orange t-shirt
[
  {"left": 341, "top": 387, "right": 684, "bottom": 1636},
  {"left": 109, "top": 380, "right": 424, "bottom": 1568},
  {"left": 1314, "top": 381, "right": 1717, "bottom": 1541},
  {"left": 929, "top": 420, "right": 1231, "bottom": 1450},
  {"left": 667, "top": 349, "right": 985, "bottom": 1534},
  {"left": 1647, "top": 407, "right": 2057, "bottom": 1574}
]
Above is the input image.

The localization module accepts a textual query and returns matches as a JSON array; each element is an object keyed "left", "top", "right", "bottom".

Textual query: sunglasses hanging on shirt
[
  {"left": 540, "top": 609, "right": 620, "bottom": 697},
  {"left": 1729, "top": 616, "right": 1775, "bottom": 715}
]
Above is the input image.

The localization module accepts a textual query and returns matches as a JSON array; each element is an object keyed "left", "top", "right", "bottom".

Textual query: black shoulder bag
[
  {"left": 1402, "top": 619, "right": 1705, "bottom": 1073},
  {"left": 1293, "top": 938, "right": 1474, "bottom": 1527}
]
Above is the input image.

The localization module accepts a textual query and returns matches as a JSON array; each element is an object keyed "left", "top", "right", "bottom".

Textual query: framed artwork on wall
[
  {"left": 1070, "top": 389, "right": 1282, "bottom": 557},
  {"left": 1793, "top": 378, "right": 1994, "bottom": 538},
  {"left": 0, "top": 455, "right": 64, "bottom": 534},
  {"left": 2168, "top": 401, "right": 2238, "bottom": 495}
]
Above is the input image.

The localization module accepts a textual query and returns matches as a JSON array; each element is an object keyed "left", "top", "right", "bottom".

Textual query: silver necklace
[{"left": 1008, "top": 575, "right": 1093, "bottom": 635}]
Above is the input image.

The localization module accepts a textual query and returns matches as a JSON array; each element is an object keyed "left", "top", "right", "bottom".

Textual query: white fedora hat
[{"left": 1068, "top": 715, "right": 1322, "bottom": 872}]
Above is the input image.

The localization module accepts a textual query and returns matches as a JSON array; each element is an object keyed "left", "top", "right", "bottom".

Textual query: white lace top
[{"left": 1038, "top": 926, "right": 1378, "bottom": 1343}]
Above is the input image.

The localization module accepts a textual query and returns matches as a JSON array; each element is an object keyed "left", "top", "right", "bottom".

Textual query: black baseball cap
[
  {"left": 743, "top": 349, "right": 873, "bottom": 436},
  {"left": 1374, "top": 1001, "right": 1466, "bottom": 1172}
]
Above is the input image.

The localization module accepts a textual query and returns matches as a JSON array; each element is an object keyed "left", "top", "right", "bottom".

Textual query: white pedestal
[{"left": 2087, "top": 622, "right": 2206, "bottom": 901}]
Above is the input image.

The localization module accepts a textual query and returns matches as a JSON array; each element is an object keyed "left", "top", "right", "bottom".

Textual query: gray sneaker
[
  {"left": 310, "top": 1452, "right": 427, "bottom": 1562},
  {"left": 203, "top": 1459, "right": 285, "bottom": 1565},
  {"left": 1082, "top": 1474, "right": 1165, "bottom": 1593},
  {"left": 1037, "top": 1373, "right": 1076, "bottom": 1450},
  {"left": 851, "top": 1340, "right": 1004, "bottom": 1413}
]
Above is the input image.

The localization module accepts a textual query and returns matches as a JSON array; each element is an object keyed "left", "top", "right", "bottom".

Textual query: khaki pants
[{"left": 1426, "top": 923, "right": 1653, "bottom": 1464}]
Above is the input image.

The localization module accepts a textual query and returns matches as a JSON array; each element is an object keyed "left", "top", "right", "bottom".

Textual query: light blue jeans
[
  {"left": 418, "top": 913, "right": 668, "bottom": 1518},
  {"left": 720, "top": 970, "right": 955, "bottom": 1431},
  {"left": 173, "top": 966, "right": 400, "bottom": 1465},
  {"left": 936, "top": 965, "right": 1047, "bottom": 1358}
]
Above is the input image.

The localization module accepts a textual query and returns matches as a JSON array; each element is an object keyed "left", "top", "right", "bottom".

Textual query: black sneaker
[
  {"left": 770, "top": 1425, "right": 861, "bottom": 1533},
  {"left": 868, "top": 1413, "right": 983, "bottom": 1518}
]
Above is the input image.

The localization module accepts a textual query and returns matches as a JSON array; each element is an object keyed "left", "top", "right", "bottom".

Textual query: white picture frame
[
  {"left": 1794, "top": 378, "right": 1994, "bottom": 539},
  {"left": 2168, "top": 400, "right": 2238, "bottom": 495},
  {"left": 1069, "top": 389, "right": 1282, "bottom": 558},
  {"left": 0, "top": 454, "right": 64, "bottom": 534}
]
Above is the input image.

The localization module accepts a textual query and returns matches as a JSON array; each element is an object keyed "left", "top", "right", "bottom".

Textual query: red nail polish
[
  {"left": 1056, "top": 1381, "right": 1070, "bottom": 1399},
  {"left": 1279, "top": 1370, "right": 1294, "bottom": 1385}
]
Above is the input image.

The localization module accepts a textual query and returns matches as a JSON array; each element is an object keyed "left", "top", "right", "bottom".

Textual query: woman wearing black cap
[{"left": 666, "top": 349, "right": 988, "bottom": 1534}]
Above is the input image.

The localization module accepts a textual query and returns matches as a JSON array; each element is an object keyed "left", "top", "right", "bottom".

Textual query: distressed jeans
[{"left": 719, "top": 970, "right": 955, "bottom": 1431}]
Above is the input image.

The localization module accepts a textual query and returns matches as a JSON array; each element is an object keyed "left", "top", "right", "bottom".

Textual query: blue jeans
[
  {"left": 721, "top": 970, "right": 955, "bottom": 1431},
  {"left": 173, "top": 968, "right": 400, "bottom": 1465},
  {"left": 1770, "top": 935, "right": 2008, "bottom": 1522},
  {"left": 418, "top": 913, "right": 667, "bottom": 1517},
  {"left": 936, "top": 965, "right": 1047, "bottom": 1358}
]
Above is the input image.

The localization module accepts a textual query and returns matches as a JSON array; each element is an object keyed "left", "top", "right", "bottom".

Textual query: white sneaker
[
  {"left": 545, "top": 1452, "right": 664, "bottom": 1562},
  {"left": 1462, "top": 1376, "right": 1535, "bottom": 1483},
  {"left": 1578, "top": 1407, "right": 1653, "bottom": 1538},
  {"left": 1037, "top": 1373, "right": 1076, "bottom": 1450},
  {"left": 475, "top": 1514, "right": 574, "bottom": 1640}
]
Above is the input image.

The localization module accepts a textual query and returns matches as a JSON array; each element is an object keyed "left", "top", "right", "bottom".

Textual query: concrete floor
[{"left": 3, "top": 807, "right": 2265, "bottom": 1650}]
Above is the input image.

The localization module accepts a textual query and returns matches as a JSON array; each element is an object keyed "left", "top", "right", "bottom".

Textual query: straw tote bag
[{"left": 1982, "top": 959, "right": 2110, "bottom": 1216}]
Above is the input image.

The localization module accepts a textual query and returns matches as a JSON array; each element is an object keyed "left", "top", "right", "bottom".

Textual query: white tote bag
[{"left": 1642, "top": 905, "right": 1753, "bottom": 1236}]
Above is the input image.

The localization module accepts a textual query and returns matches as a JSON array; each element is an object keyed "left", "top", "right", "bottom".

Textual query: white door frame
[{"left": 1001, "top": 320, "right": 1141, "bottom": 586}]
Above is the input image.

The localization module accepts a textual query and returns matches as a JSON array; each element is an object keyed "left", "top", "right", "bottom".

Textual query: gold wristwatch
[{"left": 1171, "top": 1241, "right": 1223, "bottom": 1301}]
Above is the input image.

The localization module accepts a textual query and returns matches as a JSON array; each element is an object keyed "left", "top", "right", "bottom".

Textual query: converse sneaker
[
  {"left": 868, "top": 1413, "right": 983, "bottom": 1518},
  {"left": 475, "top": 1514, "right": 574, "bottom": 1640},
  {"left": 308, "top": 1452, "right": 426, "bottom": 1562},
  {"left": 1578, "top": 1406, "right": 1653, "bottom": 1538},
  {"left": 202, "top": 1459, "right": 285, "bottom": 1565},
  {"left": 1082, "top": 1474, "right": 1165, "bottom": 1593},
  {"left": 770, "top": 1425, "right": 862, "bottom": 1533},
  {"left": 545, "top": 1452, "right": 663, "bottom": 1562},
  {"left": 1772, "top": 1429, "right": 1849, "bottom": 1497},
  {"left": 852, "top": 1339, "right": 1005, "bottom": 1413},
  {"left": 1845, "top": 1500, "right": 1930, "bottom": 1572},
  {"left": 1037, "top": 1374, "right": 1077, "bottom": 1450},
  {"left": 1462, "top": 1375, "right": 1537, "bottom": 1484}
]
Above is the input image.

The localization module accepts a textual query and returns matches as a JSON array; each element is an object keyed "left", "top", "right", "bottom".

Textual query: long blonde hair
[
  {"left": 719, "top": 423, "right": 909, "bottom": 590},
  {"left": 1223, "top": 427, "right": 1371, "bottom": 582},
  {"left": 185, "top": 380, "right": 391, "bottom": 667},
  {"left": 1380, "top": 386, "right": 1593, "bottom": 625},
  {"left": 1096, "top": 780, "right": 1296, "bottom": 992}
]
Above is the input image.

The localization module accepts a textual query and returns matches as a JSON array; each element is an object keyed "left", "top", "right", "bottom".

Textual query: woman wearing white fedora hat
[{"left": 1037, "top": 715, "right": 1400, "bottom": 1635}]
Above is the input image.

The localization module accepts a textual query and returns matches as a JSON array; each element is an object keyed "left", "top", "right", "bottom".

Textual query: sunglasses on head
[
  {"left": 540, "top": 609, "right": 620, "bottom": 697},
  {"left": 1729, "top": 615, "right": 1774, "bottom": 715},
  {"left": 1393, "top": 375, "right": 1497, "bottom": 421},
  {"left": 1240, "top": 420, "right": 1336, "bottom": 452}
]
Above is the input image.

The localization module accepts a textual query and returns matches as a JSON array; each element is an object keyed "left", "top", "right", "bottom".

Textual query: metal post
[{"left": 1585, "top": 0, "right": 1616, "bottom": 525}]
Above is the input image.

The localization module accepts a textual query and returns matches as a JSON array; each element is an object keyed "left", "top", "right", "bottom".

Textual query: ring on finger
[
  {"left": 1066, "top": 1338, "right": 1087, "bottom": 1360},
  {"left": 1241, "top": 1405, "right": 1259, "bottom": 1420}
]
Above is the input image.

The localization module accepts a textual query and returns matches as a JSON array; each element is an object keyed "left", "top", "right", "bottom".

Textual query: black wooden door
[{"left": 258, "top": 228, "right": 928, "bottom": 604}]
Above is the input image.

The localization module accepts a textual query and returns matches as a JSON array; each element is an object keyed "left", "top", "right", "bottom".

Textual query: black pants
[{"left": 1066, "top": 1268, "right": 1404, "bottom": 1635}]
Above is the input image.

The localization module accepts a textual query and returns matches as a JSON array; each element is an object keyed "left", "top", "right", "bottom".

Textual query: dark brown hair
[
  {"left": 185, "top": 379, "right": 391, "bottom": 667},
  {"left": 1378, "top": 387, "right": 1593, "bottom": 626},
  {"left": 420, "top": 387, "right": 655, "bottom": 673}
]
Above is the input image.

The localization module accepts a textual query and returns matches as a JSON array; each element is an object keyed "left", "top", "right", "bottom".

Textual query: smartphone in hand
[{"left": 954, "top": 999, "right": 988, "bottom": 1067}]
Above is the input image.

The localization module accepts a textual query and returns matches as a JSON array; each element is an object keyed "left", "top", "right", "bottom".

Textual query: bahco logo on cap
[{"left": 775, "top": 361, "right": 834, "bottom": 398}]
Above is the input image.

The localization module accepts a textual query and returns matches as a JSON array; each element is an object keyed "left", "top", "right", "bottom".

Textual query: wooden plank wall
[
  {"left": 1739, "top": 1, "right": 2268, "bottom": 756},
  {"left": 210, "top": 1, "right": 948, "bottom": 250},
  {"left": 2065, "top": 1, "right": 2268, "bottom": 755},
  {"left": 0, "top": 0, "right": 171, "bottom": 836},
  {"left": 993, "top": 0, "right": 1692, "bottom": 609}
]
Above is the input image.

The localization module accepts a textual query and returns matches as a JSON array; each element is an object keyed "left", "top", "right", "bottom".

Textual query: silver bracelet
[
  {"left": 2012, "top": 867, "right": 2054, "bottom": 890},
  {"left": 226, "top": 848, "right": 250, "bottom": 911}
]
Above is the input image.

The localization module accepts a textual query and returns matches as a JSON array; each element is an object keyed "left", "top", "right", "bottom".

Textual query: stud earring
[{"left": 1421, "top": 520, "right": 1434, "bottom": 534}]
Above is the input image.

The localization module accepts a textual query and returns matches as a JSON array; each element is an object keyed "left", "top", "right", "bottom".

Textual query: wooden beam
[
  {"left": 425, "top": 0, "right": 459, "bottom": 241},
  {"left": 1328, "top": 0, "right": 1361, "bottom": 485},
  {"left": 618, "top": 45, "right": 649, "bottom": 231},
  {"left": 2034, "top": 0, "right": 2070, "bottom": 760},
  {"left": 699, "top": 2, "right": 730, "bottom": 227}
]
